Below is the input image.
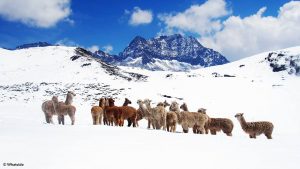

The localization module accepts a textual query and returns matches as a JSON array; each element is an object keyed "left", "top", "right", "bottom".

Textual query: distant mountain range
[
  {"left": 94, "top": 34, "right": 229, "bottom": 71},
  {"left": 12, "top": 34, "right": 229, "bottom": 71}
]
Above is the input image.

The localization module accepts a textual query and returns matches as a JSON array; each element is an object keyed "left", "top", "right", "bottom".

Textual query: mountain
[
  {"left": 15, "top": 42, "right": 53, "bottom": 49},
  {"left": 94, "top": 34, "right": 229, "bottom": 71}
]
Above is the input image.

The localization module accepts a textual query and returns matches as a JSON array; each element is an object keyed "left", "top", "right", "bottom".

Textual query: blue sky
[{"left": 0, "top": 0, "right": 299, "bottom": 60}]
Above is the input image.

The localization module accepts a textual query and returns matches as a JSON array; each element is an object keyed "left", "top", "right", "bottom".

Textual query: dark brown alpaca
[
  {"left": 198, "top": 109, "right": 234, "bottom": 136},
  {"left": 120, "top": 98, "right": 137, "bottom": 127},
  {"left": 105, "top": 98, "right": 122, "bottom": 126},
  {"left": 235, "top": 113, "right": 274, "bottom": 139},
  {"left": 102, "top": 98, "right": 109, "bottom": 125},
  {"left": 91, "top": 98, "right": 105, "bottom": 125}
]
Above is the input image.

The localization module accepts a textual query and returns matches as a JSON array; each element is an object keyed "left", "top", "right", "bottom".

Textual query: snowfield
[{"left": 0, "top": 46, "right": 300, "bottom": 169}]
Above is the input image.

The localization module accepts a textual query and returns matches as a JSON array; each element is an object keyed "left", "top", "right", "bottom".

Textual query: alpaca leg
[
  {"left": 249, "top": 134, "right": 253, "bottom": 138},
  {"left": 49, "top": 116, "right": 54, "bottom": 124},
  {"left": 127, "top": 119, "right": 132, "bottom": 127},
  {"left": 226, "top": 132, "right": 232, "bottom": 136},
  {"left": 211, "top": 130, "right": 217, "bottom": 135},
  {"left": 253, "top": 134, "right": 256, "bottom": 139},
  {"left": 265, "top": 133, "right": 272, "bottom": 139},
  {"left": 71, "top": 115, "right": 75, "bottom": 125},
  {"left": 62, "top": 115, "right": 65, "bottom": 125},
  {"left": 99, "top": 114, "right": 103, "bottom": 125},
  {"left": 45, "top": 115, "right": 50, "bottom": 123}
]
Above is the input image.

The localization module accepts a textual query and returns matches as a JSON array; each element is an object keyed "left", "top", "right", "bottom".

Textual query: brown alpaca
[
  {"left": 105, "top": 98, "right": 123, "bottom": 126},
  {"left": 178, "top": 103, "right": 208, "bottom": 134},
  {"left": 102, "top": 98, "right": 109, "bottom": 125},
  {"left": 198, "top": 109, "right": 234, "bottom": 136},
  {"left": 166, "top": 101, "right": 179, "bottom": 132},
  {"left": 42, "top": 99, "right": 56, "bottom": 124},
  {"left": 235, "top": 113, "right": 274, "bottom": 139},
  {"left": 144, "top": 99, "right": 167, "bottom": 130},
  {"left": 119, "top": 98, "right": 137, "bottom": 127},
  {"left": 91, "top": 98, "right": 105, "bottom": 125},
  {"left": 180, "top": 103, "right": 200, "bottom": 133},
  {"left": 137, "top": 99, "right": 154, "bottom": 129},
  {"left": 52, "top": 96, "right": 76, "bottom": 125}
]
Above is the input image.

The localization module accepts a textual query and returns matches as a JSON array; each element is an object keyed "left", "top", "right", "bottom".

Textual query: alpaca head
[
  {"left": 234, "top": 113, "right": 244, "bottom": 121},
  {"left": 169, "top": 101, "right": 179, "bottom": 112},
  {"left": 197, "top": 108, "right": 207, "bottom": 114},
  {"left": 108, "top": 98, "right": 115, "bottom": 106},
  {"left": 180, "top": 103, "right": 188, "bottom": 111},
  {"left": 143, "top": 99, "right": 151, "bottom": 106},
  {"left": 125, "top": 98, "right": 132, "bottom": 104},
  {"left": 68, "top": 91, "right": 76, "bottom": 96},
  {"left": 137, "top": 99, "right": 144, "bottom": 105},
  {"left": 52, "top": 96, "right": 59, "bottom": 103},
  {"left": 163, "top": 100, "right": 170, "bottom": 107},
  {"left": 99, "top": 98, "right": 106, "bottom": 107}
]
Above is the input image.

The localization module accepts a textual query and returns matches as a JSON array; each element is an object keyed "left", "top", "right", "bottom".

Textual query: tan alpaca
[
  {"left": 198, "top": 109, "right": 234, "bottom": 136},
  {"left": 178, "top": 103, "right": 209, "bottom": 133},
  {"left": 137, "top": 99, "right": 155, "bottom": 129},
  {"left": 144, "top": 99, "right": 167, "bottom": 130},
  {"left": 52, "top": 96, "right": 76, "bottom": 125},
  {"left": 42, "top": 99, "right": 56, "bottom": 124},
  {"left": 91, "top": 98, "right": 105, "bottom": 125},
  {"left": 165, "top": 101, "right": 179, "bottom": 132},
  {"left": 235, "top": 113, "right": 274, "bottom": 139}
]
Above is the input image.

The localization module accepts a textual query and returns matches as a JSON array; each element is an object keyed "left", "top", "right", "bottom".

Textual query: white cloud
[
  {"left": 158, "top": 0, "right": 230, "bottom": 36},
  {"left": 200, "top": 1, "right": 300, "bottom": 61},
  {"left": 129, "top": 7, "right": 153, "bottom": 26},
  {"left": 102, "top": 45, "right": 113, "bottom": 53},
  {"left": 56, "top": 38, "right": 78, "bottom": 47},
  {"left": 0, "top": 0, "right": 72, "bottom": 28},
  {"left": 159, "top": 0, "right": 300, "bottom": 61},
  {"left": 87, "top": 45, "right": 100, "bottom": 53}
]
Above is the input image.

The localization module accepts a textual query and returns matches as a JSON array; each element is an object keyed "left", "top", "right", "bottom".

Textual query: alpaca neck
[
  {"left": 175, "top": 111, "right": 182, "bottom": 124},
  {"left": 238, "top": 116, "right": 248, "bottom": 129},
  {"left": 123, "top": 102, "right": 128, "bottom": 106},
  {"left": 65, "top": 94, "right": 73, "bottom": 105}
]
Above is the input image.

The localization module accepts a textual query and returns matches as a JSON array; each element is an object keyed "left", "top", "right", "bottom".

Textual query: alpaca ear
[{"left": 241, "top": 113, "right": 244, "bottom": 116}]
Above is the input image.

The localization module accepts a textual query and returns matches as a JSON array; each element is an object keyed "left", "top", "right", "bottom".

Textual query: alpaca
[
  {"left": 166, "top": 101, "right": 179, "bottom": 132},
  {"left": 119, "top": 98, "right": 137, "bottom": 127},
  {"left": 42, "top": 99, "right": 56, "bottom": 124},
  {"left": 105, "top": 98, "right": 122, "bottom": 126},
  {"left": 102, "top": 98, "right": 109, "bottom": 125},
  {"left": 180, "top": 103, "right": 201, "bottom": 133},
  {"left": 144, "top": 99, "right": 167, "bottom": 130},
  {"left": 91, "top": 98, "right": 105, "bottom": 125},
  {"left": 178, "top": 103, "right": 209, "bottom": 134},
  {"left": 235, "top": 113, "right": 274, "bottom": 139},
  {"left": 198, "top": 109, "right": 234, "bottom": 136},
  {"left": 137, "top": 99, "right": 154, "bottom": 129},
  {"left": 52, "top": 96, "right": 76, "bottom": 125}
]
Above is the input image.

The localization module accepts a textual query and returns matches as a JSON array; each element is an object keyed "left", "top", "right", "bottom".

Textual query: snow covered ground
[{"left": 0, "top": 46, "right": 300, "bottom": 169}]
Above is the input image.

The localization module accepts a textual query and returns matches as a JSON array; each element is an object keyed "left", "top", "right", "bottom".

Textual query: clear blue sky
[{"left": 0, "top": 0, "right": 295, "bottom": 57}]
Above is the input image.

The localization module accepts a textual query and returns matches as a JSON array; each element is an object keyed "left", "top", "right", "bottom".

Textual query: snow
[{"left": 0, "top": 46, "right": 300, "bottom": 169}]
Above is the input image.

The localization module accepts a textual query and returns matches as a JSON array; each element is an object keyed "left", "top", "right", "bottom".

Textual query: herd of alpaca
[{"left": 42, "top": 92, "right": 274, "bottom": 139}]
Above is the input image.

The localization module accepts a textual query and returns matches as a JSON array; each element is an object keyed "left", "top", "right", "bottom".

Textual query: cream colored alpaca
[
  {"left": 52, "top": 96, "right": 76, "bottom": 125},
  {"left": 143, "top": 99, "right": 167, "bottom": 130}
]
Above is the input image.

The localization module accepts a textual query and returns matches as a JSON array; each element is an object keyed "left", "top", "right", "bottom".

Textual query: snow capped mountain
[
  {"left": 15, "top": 42, "right": 53, "bottom": 50},
  {"left": 94, "top": 34, "right": 229, "bottom": 71}
]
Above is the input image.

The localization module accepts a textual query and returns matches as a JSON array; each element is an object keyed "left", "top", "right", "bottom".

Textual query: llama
[
  {"left": 177, "top": 103, "right": 208, "bottom": 133},
  {"left": 91, "top": 98, "right": 105, "bottom": 125},
  {"left": 235, "top": 113, "right": 274, "bottom": 139},
  {"left": 52, "top": 96, "right": 76, "bottom": 125},
  {"left": 137, "top": 99, "right": 154, "bottom": 129},
  {"left": 166, "top": 101, "right": 179, "bottom": 132},
  {"left": 179, "top": 102, "right": 201, "bottom": 133},
  {"left": 42, "top": 99, "right": 56, "bottom": 124},
  {"left": 198, "top": 109, "right": 234, "bottom": 136},
  {"left": 143, "top": 99, "right": 167, "bottom": 130},
  {"left": 119, "top": 98, "right": 137, "bottom": 127}
]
